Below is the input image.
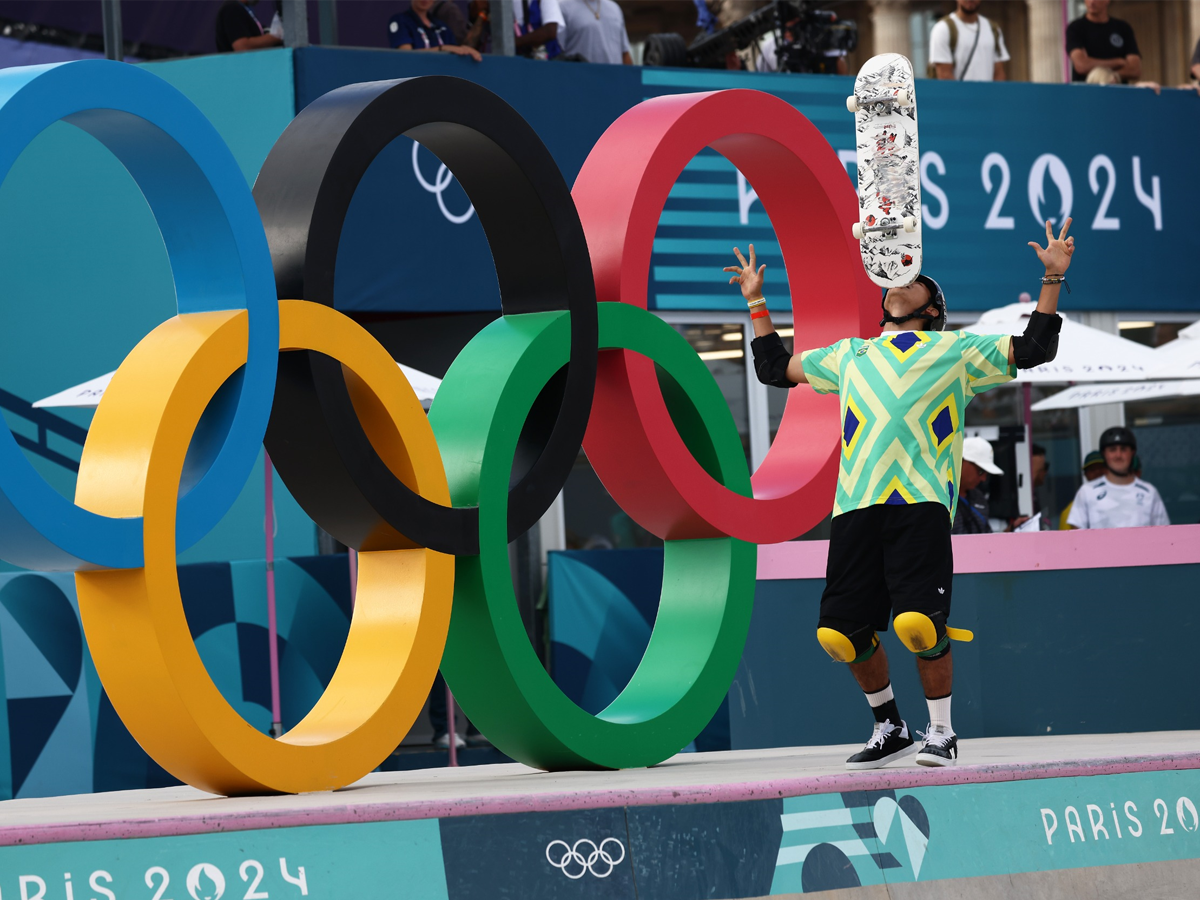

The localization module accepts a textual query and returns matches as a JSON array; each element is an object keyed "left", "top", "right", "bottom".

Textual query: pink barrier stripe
[
  {"left": 4, "top": 751, "right": 1198, "bottom": 848},
  {"left": 757, "top": 523, "right": 1200, "bottom": 581}
]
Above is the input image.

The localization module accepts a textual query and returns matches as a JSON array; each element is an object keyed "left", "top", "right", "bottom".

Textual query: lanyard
[
  {"left": 417, "top": 18, "right": 445, "bottom": 48},
  {"left": 965, "top": 501, "right": 987, "bottom": 528},
  {"left": 241, "top": 3, "right": 264, "bottom": 35}
]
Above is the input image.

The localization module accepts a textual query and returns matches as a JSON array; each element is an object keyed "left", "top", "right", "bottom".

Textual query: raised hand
[
  {"left": 723, "top": 244, "right": 766, "bottom": 302},
  {"left": 1027, "top": 218, "right": 1075, "bottom": 274}
]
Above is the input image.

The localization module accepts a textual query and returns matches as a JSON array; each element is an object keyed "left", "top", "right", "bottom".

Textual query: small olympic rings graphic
[
  {"left": 410, "top": 140, "right": 476, "bottom": 225},
  {"left": 545, "top": 838, "right": 627, "bottom": 879},
  {"left": 0, "top": 61, "right": 875, "bottom": 795}
]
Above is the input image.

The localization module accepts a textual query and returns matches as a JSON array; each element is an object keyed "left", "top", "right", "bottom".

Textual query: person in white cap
[{"left": 952, "top": 436, "right": 1004, "bottom": 535}]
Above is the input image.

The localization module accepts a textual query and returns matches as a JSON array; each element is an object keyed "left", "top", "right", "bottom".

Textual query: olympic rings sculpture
[{"left": 0, "top": 61, "right": 875, "bottom": 795}]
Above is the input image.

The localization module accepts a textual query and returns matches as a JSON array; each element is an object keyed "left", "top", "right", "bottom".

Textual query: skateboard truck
[
  {"left": 845, "top": 90, "right": 913, "bottom": 114},
  {"left": 852, "top": 216, "right": 918, "bottom": 240}
]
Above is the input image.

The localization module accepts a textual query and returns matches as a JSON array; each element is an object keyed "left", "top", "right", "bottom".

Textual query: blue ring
[{"left": 0, "top": 61, "right": 278, "bottom": 570}]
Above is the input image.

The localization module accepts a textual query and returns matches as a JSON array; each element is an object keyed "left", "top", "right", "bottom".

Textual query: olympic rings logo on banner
[
  {"left": 545, "top": 838, "right": 626, "bottom": 879},
  {"left": 411, "top": 140, "right": 476, "bottom": 225},
  {"left": 0, "top": 61, "right": 875, "bottom": 796}
]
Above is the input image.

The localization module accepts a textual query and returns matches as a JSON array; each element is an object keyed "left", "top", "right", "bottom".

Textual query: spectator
[
  {"left": 1057, "top": 450, "right": 1105, "bottom": 529},
  {"left": 1031, "top": 443, "right": 1048, "bottom": 493},
  {"left": 1067, "top": 0, "right": 1140, "bottom": 83},
  {"left": 1192, "top": 36, "right": 1200, "bottom": 81},
  {"left": 514, "top": 0, "right": 565, "bottom": 59},
  {"left": 757, "top": 27, "right": 848, "bottom": 75},
  {"left": 1009, "top": 443, "right": 1048, "bottom": 530},
  {"left": 430, "top": 0, "right": 471, "bottom": 43},
  {"left": 929, "top": 0, "right": 1008, "bottom": 82},
  {"left": 951, "top": 436, "right": 1002, "bottom": 535},
  {"left": 1082, "top": 450, "right": 1106, "bottom": 482},
  {"left": 1085, "top": 63, "right": 1162, "bottom": 94},
  {"left": 559, "top": 0, "right": 632, "bottom": 65},
  {"left": 215, "top": 0, "right": 283, "bottom": 53},
  {"left": 389, "top": 0, "right": 484, "bottom": 60},
  {"left": 427, "top": 671, "right": 487, "bottom": 749},
  {"left": 1067, "top": 426, "right": 1169, "bottom": 529},
  {"left": 427, "top": 671, "right": 465, "bottom": 749}
]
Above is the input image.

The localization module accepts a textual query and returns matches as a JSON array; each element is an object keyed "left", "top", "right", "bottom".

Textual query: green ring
[{"left": 429, "top": 303, "right": 756, "bottom": 770}]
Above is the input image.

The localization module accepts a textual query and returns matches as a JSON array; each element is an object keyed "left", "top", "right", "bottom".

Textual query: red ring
[{"left": 574, "top": 90, "right": 878, "bottom": 543}]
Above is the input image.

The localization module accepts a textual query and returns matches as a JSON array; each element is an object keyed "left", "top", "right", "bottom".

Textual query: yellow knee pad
[
  {"left": 893, "top": 612, "right": 974, "bottom": 656},
  {"left": 817, "top": 627, "right": 878, "bottom": 663}
]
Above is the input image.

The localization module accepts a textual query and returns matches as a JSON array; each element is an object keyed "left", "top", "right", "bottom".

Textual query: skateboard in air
[{"left": 847, "top": 53, "right": 921, "bottom": 288}]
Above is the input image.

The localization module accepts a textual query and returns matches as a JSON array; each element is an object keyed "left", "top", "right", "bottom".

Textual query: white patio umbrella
[
  {"left": 962, "top": 302, "right": 1160, "bottom": 383},
  {"left": 31, "top": 371, "right": 113, "bottom": 409},
  {"left": 1031, "top": 379, "right": 1200, "bottom": 411},
  {"left": 31, "top": 359, "right": 442, "bottom": 739},
  {"left": 1147, "top": 320, "right": 1200, "bottom": 380},
  {"left": 32, "top": 363, "right": 442, "bottom": 410}
]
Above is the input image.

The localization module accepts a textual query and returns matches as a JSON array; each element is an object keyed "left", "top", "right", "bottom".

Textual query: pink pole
[
  {"left": 446, "top": 682, "right": 459, "bottom": 767},
  {"left": 264, "top": 452, "right": 283, "bottom": 737},
  {"left": 1024, "top": 381, "right": 1036, "bottom": 520},
  {"left": 1062, "top": 0, "right": 1071, "bottom": 84}
]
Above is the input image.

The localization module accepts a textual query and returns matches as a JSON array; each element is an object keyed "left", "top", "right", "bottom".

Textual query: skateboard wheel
[
  {"left": 852, "top": 222, "right": 863, "bottom": 240},
  {"left": 846, "top": 95, "right": 860, "bottom": 114},
  {"left": 896, "top": 90, "right": 913, "bottom": 107},
  {"left": 903, "top": 216, "right": 917, "bottom": 233}
]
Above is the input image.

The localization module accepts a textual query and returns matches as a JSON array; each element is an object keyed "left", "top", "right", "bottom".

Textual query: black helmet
[
  {"left": 879, "top": 274, "right": 947, "bottom": 331},
  {"left": 1099, "top": 426, "right": 1137, "bottom": 452}
]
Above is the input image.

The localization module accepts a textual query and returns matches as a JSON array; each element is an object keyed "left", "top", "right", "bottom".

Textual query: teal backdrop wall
[
  {"left": 0, "top": 555, "right": 353, "bottom": 800},
  {"left": 0, "top": 49, "right": 312, "bottom": 567}
]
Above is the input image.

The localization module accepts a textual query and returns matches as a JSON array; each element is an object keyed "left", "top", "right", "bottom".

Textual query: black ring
[{"left": 253, "top": 76, "right": 598, "bottom": 555}]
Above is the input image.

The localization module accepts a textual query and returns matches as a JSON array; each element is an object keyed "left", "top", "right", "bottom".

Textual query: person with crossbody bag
[{"left": 928, "top": 0, "right": 1009, "bottom": 81}]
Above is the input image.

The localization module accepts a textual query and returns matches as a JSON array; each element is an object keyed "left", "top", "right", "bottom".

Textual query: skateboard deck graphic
[{"left": 848, "top": 53, "right": 921, "bottom": 288}]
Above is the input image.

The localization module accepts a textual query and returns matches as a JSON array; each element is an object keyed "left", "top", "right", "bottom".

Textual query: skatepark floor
[{"left": 2, "top": 731, "right": 1197, "bottom": 846}]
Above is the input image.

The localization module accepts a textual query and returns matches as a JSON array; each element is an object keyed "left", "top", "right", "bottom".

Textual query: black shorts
[{"left": 819, "top": 502, "right": 953, "bottom": 634}]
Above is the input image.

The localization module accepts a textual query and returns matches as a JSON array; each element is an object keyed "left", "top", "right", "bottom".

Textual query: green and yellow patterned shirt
[{"left": 800, "top": 330, "right": 1015, "bottom": 519}]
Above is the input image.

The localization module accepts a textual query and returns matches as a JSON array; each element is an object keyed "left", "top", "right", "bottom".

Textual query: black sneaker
[
  {"left": 916, "top": 724, "right": 958, "bottom": 767},
  {"left": 845, "top": 719, "right": 917, "bottom": 770}
]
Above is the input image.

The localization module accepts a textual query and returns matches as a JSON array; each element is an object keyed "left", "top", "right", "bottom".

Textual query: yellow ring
[{"left": 74, "top": 300, "right": 454, "bottom": 795}]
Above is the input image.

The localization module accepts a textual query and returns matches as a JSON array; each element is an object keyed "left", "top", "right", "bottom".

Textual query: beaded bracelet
[{"left": 1041, "top": 274, "right": 1071, "bottom": 293}]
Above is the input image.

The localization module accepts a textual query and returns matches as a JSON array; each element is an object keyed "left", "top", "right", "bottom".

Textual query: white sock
[
  {"left": 926, "top": 694, "right": 952, "bottom": 734},
  {"left": 864, "top": 682, "right": 893, "bottom": 708}
]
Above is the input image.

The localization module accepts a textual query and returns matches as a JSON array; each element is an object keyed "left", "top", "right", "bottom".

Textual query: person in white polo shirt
[
  {"left": 1067, "top": 426, "right": 1170, "bottom": 529},
  {"left": 929, "top": 0, "right": 1009, "bottom": 82}
]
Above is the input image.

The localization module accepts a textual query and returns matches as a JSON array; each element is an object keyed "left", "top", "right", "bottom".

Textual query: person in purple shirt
[{"left": 389, "top": 0, "right": 482, "bottom": 60}]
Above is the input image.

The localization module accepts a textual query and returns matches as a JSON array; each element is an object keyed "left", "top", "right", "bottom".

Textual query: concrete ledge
[{"left": 2, "top": 731, "right": 1197, "bottom": 847}]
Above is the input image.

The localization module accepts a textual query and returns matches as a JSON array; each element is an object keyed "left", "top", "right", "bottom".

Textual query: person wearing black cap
[{"left": 1066, "top": 427, "right": 1169, "bottom": 529}]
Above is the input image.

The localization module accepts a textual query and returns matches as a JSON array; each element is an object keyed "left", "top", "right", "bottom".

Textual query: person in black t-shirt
[
  {"left": 1066, "top": 0, "right": 1140, "bottom": 83},
  {"left": 215, "top": 0, "right": 283, "bottom": 53}
]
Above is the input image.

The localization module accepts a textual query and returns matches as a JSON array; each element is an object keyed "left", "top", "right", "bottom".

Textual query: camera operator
[{"left": 757, "top": 22, "right": 847, "bottom": 74}]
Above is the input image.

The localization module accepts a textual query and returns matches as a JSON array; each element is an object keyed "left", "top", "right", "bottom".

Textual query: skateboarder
[{"left": 724, "top": 220, "right": 1074, "bottom": 768}]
